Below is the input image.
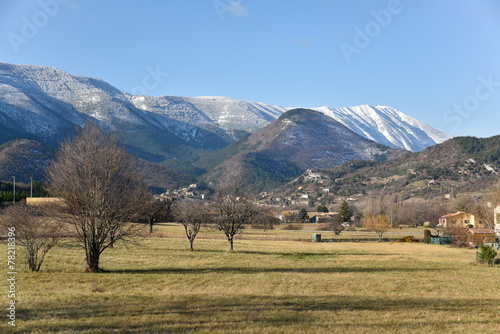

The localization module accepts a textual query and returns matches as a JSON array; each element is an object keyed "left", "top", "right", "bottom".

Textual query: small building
[
  {"left": 274, "top": 213, "right": 286, "bottom": 221},
  {"left": 428, "top": 179, "right": 440, "bottom": 186},
  {"left": 26, "top": 197, "right": 64, "bottom": 206},
  {"left": 467, "top": 228, "right": 496, "bottom": 246},
  {"left": 309, "top": 212, "right": 339, "bottom": 224},
  {"left": 307, "top": 212, "right": 317, "bottom": 224},
  {"left": 274, "top": 211, "right": 298, "bottom": 222},
  {"left": 439, "top": 211, "right": 476, "bottom": 228}
]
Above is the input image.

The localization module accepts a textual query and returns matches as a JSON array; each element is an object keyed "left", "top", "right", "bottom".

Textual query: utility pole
[
  {"left": 30, "top": 177, "right": 33, "bottom": 197},
  {"left": 13, "top": 176, "right": 15, "bottom": 205}
]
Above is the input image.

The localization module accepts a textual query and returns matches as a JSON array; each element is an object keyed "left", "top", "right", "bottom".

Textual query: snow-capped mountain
[
  {"left": 0, "top": 63, "right": 284, "bottom": 148},
  {"left": 312, "top": 105, "right": 452, "bottom": 152},
  {"left": 129, "top": 95, "right": 284, "bottom": 141},
  {"left": 0, "top": 62, "right": 452, "bottom": 175}
]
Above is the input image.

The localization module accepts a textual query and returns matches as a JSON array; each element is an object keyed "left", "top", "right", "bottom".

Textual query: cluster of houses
[
  {"left": 438, "top": 208, "right": 500, "bottom": 247},
  {"left": 159, "top": 184, "right": 210, "bottom": 200},
  {"left": 273, "top": 210, "right": 358, "bottom": 227}
]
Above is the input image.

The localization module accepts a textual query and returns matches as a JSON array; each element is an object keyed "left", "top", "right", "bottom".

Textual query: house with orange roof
[{"left": 438, "top": 211, "right": 477, "bottom": 228}]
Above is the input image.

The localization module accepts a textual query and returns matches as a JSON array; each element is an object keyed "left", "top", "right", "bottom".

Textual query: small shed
[
  {"left": 467, "top": 229, "right": 496, "bottom": 245},
  {"left": 307, "top": 213, "right": 317, "bottom": 224}
]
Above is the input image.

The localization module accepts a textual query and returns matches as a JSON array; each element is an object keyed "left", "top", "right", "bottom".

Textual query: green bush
[{"left": 478, "top": 245, "right": 498, "bottom": 266}]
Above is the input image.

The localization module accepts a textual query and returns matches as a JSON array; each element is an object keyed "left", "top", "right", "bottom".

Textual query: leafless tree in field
[
  {"left": 214, "top": 187, "right": 258, "bottom": 251},
  {"left": 363, "top": 213, "right": 390, "bottom": 241},
  {"left": 143, "top": 195, "right": 176, "bottom": 234},
  {"left": 251, "top": 206, "right": 279, "bottom": 231},
  {"left": 178, "top": 201, "right": 211, "bottom": 251},
  {"left": 474, "top": 186, "right": 500, "bottom": 229},
  {"left": 46, "top": 122, "right": 150, "bottom": 272},
  {"left": 0, "top": 205, "right": 62, "bottom": 271},
  {"left": 326, "top": 215, "right": 344, "bottom": 236}
]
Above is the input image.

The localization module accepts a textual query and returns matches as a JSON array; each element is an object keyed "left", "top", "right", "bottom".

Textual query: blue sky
[{"left": 1, "top": 0, "right": 500, "bottom": 138}]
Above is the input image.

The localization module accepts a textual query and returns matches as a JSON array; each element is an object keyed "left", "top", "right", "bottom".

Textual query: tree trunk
[
  {"left": 28, "top": 256, "right": 36, "bottom": 271},
  {"left": 228, "top": 237, "right": 234, "bottom": 252},
  {"left": 149, "top": 219, "right": 153, "bottom": 234},
  {"left": 189, "top": 239, "right": 194, "bottom": 251},
  {"left": 86, "top": 249, "right": 100, "bottom": 272}
]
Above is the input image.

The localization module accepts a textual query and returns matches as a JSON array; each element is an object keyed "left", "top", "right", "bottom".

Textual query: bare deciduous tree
[
  {"left": 215, "top": 187, "right": 257, "bottom": 252},
  {"left": 363, "top": 213, "right": 390, "bottom": 242},
  {"left": 0, "top": 205, "right": 62, "bottom": 271},
  {"left": 143, "top": 195, "right": 176, "bottom": 234},
  {"left": 474, "top": 187, "right": 500, "bottom": 229},
  {"left": 251, "top": 207, "right": 279, "bottom": 231},
  {"left": 46, "top": 122, "right": 150, "bottom": 272},
  {"left": 178, "top": 201, "right": 211, "bottom": 251},
  {"left": 328, "top": 215, "right": 345, "bottom": 236},
  {"left": 395, "top": 203, "right": 428, "bottom": 227},
  {"left": 448, "top": 195, "right": 475, "bottom": 213}
]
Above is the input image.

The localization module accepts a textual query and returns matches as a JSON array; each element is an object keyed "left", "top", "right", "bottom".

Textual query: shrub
[
  {"left": 399, "top": 236, "right": 419, "bottom": 243},
  {"left": 447, "top": 226, "right": 469, "bottom": 248},
  {"left": 478, "top": 244, "right": 497, "bottom": 266},
  {"left": 282, "top": 223, "right": 303, "bottom": 230}
]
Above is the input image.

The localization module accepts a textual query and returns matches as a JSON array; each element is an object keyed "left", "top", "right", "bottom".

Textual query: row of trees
[
  {"left": 0, "top": 181, "right": 48, "bottom": 203},
  {"left": 3, "top": 122, "right": 499, "bottom": 272},
  {"left": 0, "top": 122, "right": 273, "bottom": 272}
]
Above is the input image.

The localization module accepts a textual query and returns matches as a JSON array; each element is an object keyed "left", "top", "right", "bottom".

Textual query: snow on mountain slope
[
  {"left": 313, "top": 105, "right": 453, "bottom": 152},
  {"left": 0, "top": 63, "right": 282, "bottom": 150},
  {"left": 130, "top": 95, "right": 285, "bottom": 140},
  {"left": 0, "top": 62, "right": 451, "bottom": 155}
]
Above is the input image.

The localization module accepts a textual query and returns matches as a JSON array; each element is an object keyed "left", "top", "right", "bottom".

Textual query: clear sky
[{"left": 1, "top": 0, "right": 499, "bottom": 138}]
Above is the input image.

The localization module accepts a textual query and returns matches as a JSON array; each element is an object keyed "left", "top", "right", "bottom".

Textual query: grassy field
[
  {"left": 1, "top": 224, "right": 499, "bottom": 333},
  {"left": 147, "top": 223, "right": 427, "bottom": 241}
]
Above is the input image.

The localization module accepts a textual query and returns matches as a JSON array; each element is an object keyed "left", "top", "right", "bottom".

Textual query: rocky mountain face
[
  {"left": 0, "top": 62, "right": 453, "bottom": 183},
  {"left": 0, "top": 63, "right": 284, "bottom": 173},
  {"left": 313, "top": 105, "right": 453, "bottom": 152},
  {"left": 201, "top": 109, "right": 406, "bottom": 192}
]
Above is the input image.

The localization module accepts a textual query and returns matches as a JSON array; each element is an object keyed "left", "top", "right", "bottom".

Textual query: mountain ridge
[
  {"left": 278, "top": 134, "right": 500, "bottom": 201},
  {"left": 0, "top": 62, "right": 453, "bottom": 179},
  {"left": 202, "top": 108, "right": 406, "bottom": 192},
  {"left": 312, "top": 105, "right": 452, "bottom": 152},
  {"left": 0, "top": 62, "right": 451, "bottom": 151}
]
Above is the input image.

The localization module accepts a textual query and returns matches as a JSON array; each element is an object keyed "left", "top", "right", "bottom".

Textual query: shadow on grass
[
  {"left": 104, "top": 266, "right": 439, "bottom": 274},
  {"left": 19, "top": 294, "right": 500, "bottom": 333},
  {"left": 163, "top": 248, "right": 396, "bottom": 257}
]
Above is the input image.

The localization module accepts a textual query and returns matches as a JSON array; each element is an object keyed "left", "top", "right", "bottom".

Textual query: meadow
[{"left": 1, "top": 224, "right": 499, "bottom": 333}]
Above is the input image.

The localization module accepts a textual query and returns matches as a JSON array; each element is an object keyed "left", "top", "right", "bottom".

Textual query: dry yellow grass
[
  {"left": 149, "top": 222, "right": 425, "bottom": 241},
  {"left": 1, "top": 224, "right": 499, "bottom": 333}
]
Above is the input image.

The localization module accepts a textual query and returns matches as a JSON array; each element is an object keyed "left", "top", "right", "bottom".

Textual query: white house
[{"left": 494, "top": 205, "right": 500, "bottom": 238}]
